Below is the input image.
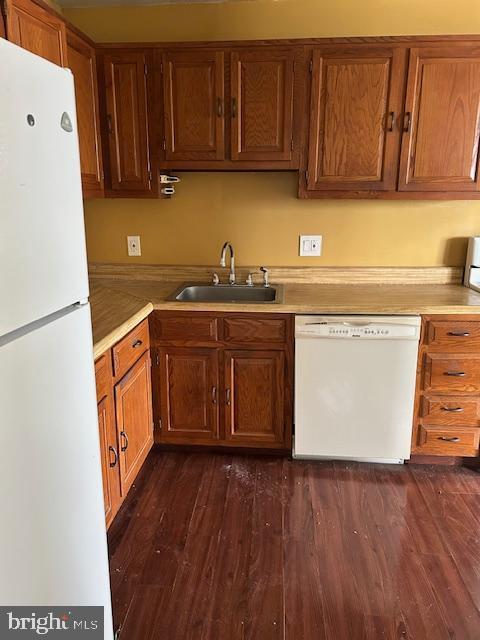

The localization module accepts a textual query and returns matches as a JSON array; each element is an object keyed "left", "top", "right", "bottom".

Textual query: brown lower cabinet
[
  {"left": 151, "top": 311, "right": 293, "bottom": 450},
  {"left": 95, "top": 319, "right": 154, "bottom": 527},
  {"left": 412, "top": 314, "right": 480, "bottom": 458}
]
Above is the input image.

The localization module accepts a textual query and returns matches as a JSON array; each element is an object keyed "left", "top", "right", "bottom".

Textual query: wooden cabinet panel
[
  {"left": 424, "top": 320, "right": 480, "bottom": 351},
  {"left": 423, "top": 354, "right": 480, "bottom": 394},
  {"left": 307, "top": 46, "right": 406, "bottom": 191},
  {"left": 162, "top": 50, "right": 225, "bottom": 161},
  {"left": 151, "top": 314, "right": 219, "bottom": 343},
  {"left": 420, "top": 396, "right": 480, "bottom": 427},
  {"left": 231, "top": 49, "right": 294, "bottom": 162},
  {"left": 224, "top": 350, "right": 285, "bottom": 446},
  {"left": 416, "top": 425, "right": 480, "bottom": 456},
  {"left": 157, "top": 347, "right": 219, "bottom": 442},
  {"left": 112, "top": 318, "right": 149, "bottom": 379},
  {"left": 103, "top": 50, "right": 153, "bottom": 195},
  {"left": 399, "top": 47, "right": 480, "bottom": 192},
  {"left": 115, "top": 351, "right": 154, "bottom": 496},
  {"left": 95, "top": 354, "right": 121, "bottom": 528},
  {"left": 66, "top": 29, "right": 103, "bottom": 198},
  {"left": 5, "top": 0, "right": 66, "bottom": 66},
  {"left": 223, "top": 316, "right": 288, "bottom": 345}
]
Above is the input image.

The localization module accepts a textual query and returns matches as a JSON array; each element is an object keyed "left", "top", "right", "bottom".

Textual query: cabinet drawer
[
  {"left": 112, "top": 319, "right": 150, "bottom": 378},
  {"left": 421, "top": 396, "right": 480, "bottom": 427},
  {"left": 425, "top": 320, "right": 480, "bottom": 351},
  {"left": 152, "top": 314, "right": 218, "bottom": 343},
  {"left": 416, "top": 425, "right": 480, "bottom": 456},
  {"left": 95, "top": 353, "right": 112, "bottom": 402},
  {"left": 223, "top": 317, "right": 288, "bottom": 344},
  {"left": 423, "top": 354, "right": 480, "bottom": 394}
]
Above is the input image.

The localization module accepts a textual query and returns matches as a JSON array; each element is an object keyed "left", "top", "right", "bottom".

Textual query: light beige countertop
[{"left": 90, "top": 273, "right": 480, "bottom": 359}]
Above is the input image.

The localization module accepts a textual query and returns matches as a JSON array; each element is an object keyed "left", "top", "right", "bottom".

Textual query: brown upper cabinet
[
  {"left": 158, "top": 46, "right": 300, "bottom": 169},
  {"left": 230, "top": 49, "right": 294, "bottom": 162},
  {"left": 306, "top": 46, "right": 406, "bottom": 192},
  {"left": 398, "top": 46, "right": 480, "bottom": 192},
  {"left": 66, "top": 29, "right": 104, "bottom": 198},
  {"left": 162, "top": 50, "right": 225, "bottom": 162},
  {"left": 4, "top": 0, "right": 66, "bottom": 66},
  {"left": 101, "top": 49, "right": 157, "bottom": 197}
]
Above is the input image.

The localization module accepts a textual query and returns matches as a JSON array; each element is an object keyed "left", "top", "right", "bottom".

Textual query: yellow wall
[{"left": 66, "top": 0, "right": 480, "bottom": 267}]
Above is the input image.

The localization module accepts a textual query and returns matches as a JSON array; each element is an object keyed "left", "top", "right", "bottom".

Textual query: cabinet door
[
  {"left": 97, "top": 393, "right": 120, "bottom": 528},
  {"left": 114, "top": 351, "right": 154, "bottom": 497},
  {"left": 158, "top": 347, "right": 220, "bottom": 442},
  {"left": 103, "top": 50, "right": 153, "bottom": 195},
  {"left": 162, "top": 50, "right": 225, "bottom": 161},
  {"left": 399, "top": 47, "right": 480, "bottom": 192},
  {"left": 66, "top": 29, "right": 103, "bottom": 198},
  {"left": 5, "top": 0, "right": 66, "bottom": 66},
  {"left": 224, "top": 350, "right": 285, "bottom": 447},
  {"left": 231, "top": 49, "right": 294, "bottom": 162},
  {"left": 307, "top": 46, "right": 406, "bottom": 191}
]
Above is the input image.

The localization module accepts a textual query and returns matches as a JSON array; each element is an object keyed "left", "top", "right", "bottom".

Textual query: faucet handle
[
  {"left": 260, "top": 266, "right": 269, "bottom": 287},
  {"left": 212, "top": 272, "right": 220, "bottom": 286}
]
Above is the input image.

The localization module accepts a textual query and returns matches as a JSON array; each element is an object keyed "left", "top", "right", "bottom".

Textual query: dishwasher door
[{"left": 294, "top": 315, "right": 421, "bottom": 463}]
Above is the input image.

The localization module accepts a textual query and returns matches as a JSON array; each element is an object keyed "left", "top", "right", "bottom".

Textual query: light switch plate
[
  {"left": 299, "top": 235, "right": 322, "bottom": 257},
  {"left": 127, "top": 235, "right": 141, "bottom": 257}
]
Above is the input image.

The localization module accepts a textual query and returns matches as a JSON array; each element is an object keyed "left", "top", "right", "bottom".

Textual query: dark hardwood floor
[{"left": 108, "top": 449, "right": 480, "bottom": 639}]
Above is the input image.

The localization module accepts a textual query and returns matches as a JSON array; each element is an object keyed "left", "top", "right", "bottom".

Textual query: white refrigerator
[{"left": 0, "top": 39, "right": 113, "bottom": 637}]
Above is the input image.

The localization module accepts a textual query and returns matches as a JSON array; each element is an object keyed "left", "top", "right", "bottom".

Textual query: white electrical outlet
[
  {"left": 299, "top": 235, "right": 322, "bottom": 257},
  {"left": 127, "top": 235, "right": 141, "bottom": 257}
]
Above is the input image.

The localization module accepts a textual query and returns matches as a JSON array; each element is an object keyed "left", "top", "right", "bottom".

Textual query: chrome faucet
[{"left": 220, "top": 242, "right": 236, "bottom": 285}]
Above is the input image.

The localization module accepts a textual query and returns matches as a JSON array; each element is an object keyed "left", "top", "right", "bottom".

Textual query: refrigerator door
[
  {"left": 0, "top": 303, "right": 113, "bottom": 638},
  {"left": 0, "top": 39, "right": 89, "bottom": 338}
]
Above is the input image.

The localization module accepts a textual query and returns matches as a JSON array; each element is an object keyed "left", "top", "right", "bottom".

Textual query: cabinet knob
[
  {"left": 226, "top": 388, "right": 231, "bottom": 405},
  {"left": 438, "top": 436, "right": 460, "bottom": 443},
  {"left": 441, "top": 406, "right": 464, "bottom": 412},
  {"left": 444, "top": 371, "right": 466, "bottom": 377},
  {"left": 403, "top": 112, "right": 411, "bottom": 133},
  {"left": 387, "top": 111, "right": 396, "bottom": 132},
  {"left": 212, "top": 386, "right": 217, "bottom": 404},
  {"left": 132, "top": 339, "right": 143, "bottom": 349},
  {"left": 447, "top": 331, "right": 470, "bottom": 337}
]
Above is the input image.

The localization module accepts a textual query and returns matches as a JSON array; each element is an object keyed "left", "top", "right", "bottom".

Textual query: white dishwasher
[{"left": 294, "top": 315, "right": 421, "bottom": 463}]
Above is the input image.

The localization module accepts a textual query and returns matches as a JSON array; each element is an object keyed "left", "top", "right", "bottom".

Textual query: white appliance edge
[{"left": 0, "top": 40, "right": 113, "bottom": 638}]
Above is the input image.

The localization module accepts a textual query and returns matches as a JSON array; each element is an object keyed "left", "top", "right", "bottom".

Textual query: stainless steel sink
[{"left": 167, "top": 283, "right": 283, "bottom": 304}]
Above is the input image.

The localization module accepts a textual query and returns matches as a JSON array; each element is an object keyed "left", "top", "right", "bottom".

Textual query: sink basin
[{"left": 167, "top": 283, "right": 282, "bottom": 304}]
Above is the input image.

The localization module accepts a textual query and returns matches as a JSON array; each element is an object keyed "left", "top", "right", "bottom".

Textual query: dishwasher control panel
[{"left": 295, "top": 316, "right": 421, "bottom": 340}]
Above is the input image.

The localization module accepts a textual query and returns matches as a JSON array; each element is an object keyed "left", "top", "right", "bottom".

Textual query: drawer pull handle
[
  {"left": 447, "top": 331, "right": 470, "bottom": 337},
  {"left": 444, "top": 371, "right": 466, "bottom": 377},
  {"left": 226, "top": 388, "right": 231, "bottom": 405},
  {"left": 438, "top": 436, "right": 460, "bottom": 443},
  {"left": 109, "top": 445, "right": 118, "bottom": 468},
  {"left": 132, "top": 339, "right": 143, "bottom": 349},
  {"left": 387, "top": 111, "right": 396, "bottom": 132},
  {"left": 120, "top": 431, "right": 129, "bottom": 452},
  {"left": 212, "top": 386, "right": 217, "bottom": 404},
  {"left": 441, "top": 406, "right": 464, "bottom": 412}
]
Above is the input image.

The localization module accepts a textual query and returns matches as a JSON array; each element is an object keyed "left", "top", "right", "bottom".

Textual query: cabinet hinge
[
  {"left": 160, "top": 62, "right": 163, "bottom": 74},
  {"left": 163, "top": 139, "right": 166, "bottom": 151},
  {"left": 144, "top": 63, "right": 148, "bottom": 76},
  {"left": 291, "top": 138, "right": 294, "bottom": 151},
  {"left": 309, "top": 59, "right": 313, "bottom": 73},
  {"left": 158, "top": 418, "right": 162, "bottom": 430},
  {"left": 156, "top": 352, "right": 159, "bottom": 366},
  {"left": 148, "top": 170, "right": 153, "bottom": 182}
]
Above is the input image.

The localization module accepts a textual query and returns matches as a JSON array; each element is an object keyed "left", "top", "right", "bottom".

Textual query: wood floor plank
[
  {"left": 107, "top": 452, "right": 480, "bottom": 640},
  {"left": 199, "top": 456, "right": 257, "bottom": 640}
]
